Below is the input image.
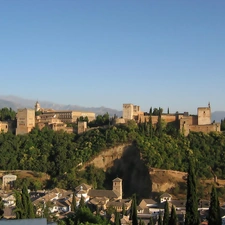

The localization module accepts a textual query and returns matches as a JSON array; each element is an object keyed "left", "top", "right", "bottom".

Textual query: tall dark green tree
[
  {"left": 139, "top": 218, "right": 145, "bottom": 225},
  {"left": 158, "top": 214, "right": 163, "bottom": 225},
  {"left": 78, "top": 196, "right": 85, "bottom": 209},
  {"left": 156, "top": 107, "right": 163, "bottom": 137},
  {"left": 0, "top": 197, "right": 4, "bottom": 219},
  {"left": 168, "top": 205, "right": 177, "bottom": 225},
  {"left": 21, "top": 184, "right": 35, "bottom": 218},
  {"left": 163, "top": 201, "right": 169, "bottom": 225},
  {"left": 208, "top": 186, "right": 221, "bottom": 225},
  {"left": 130, "top": 194, "right": 138, "bottom": 225},
  {"left": 122, "top": 203, "right": 126, "bottom": 216},
  {"left": 71, "top": 193, "right": 77, "bottom": 213},
  {"left": 148, "top": 216, "right": 154, "bottom": 225},
  {"left": 115, "top": 211, "right": 121, "bottom": 225},
  {"left": 185, "top": 159, "right": 199, "bottom": 225},
  {"left": 149, "top": 107, "right": 153, "bottom": 139},
  {"left": 14, "top": 191, "right": 23, "bottom": 219}
]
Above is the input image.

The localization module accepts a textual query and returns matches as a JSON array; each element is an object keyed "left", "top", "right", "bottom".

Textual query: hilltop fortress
[
  {"left": 122, "top": 103, "right": 220, "bottom": 136},
  {"left": 15, "top": 101, "right": 95, "bottom": 135}
]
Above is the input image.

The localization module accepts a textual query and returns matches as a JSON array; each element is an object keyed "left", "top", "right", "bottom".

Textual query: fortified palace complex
[
  {"left": 120, "top": 103, "right": 220, "bottom": 136},
  {"left": 0, "top": 101, "right": 221, "bottom": 136},
  {"left": 15, "top": 101, "right": 96, "bottom": 135}
]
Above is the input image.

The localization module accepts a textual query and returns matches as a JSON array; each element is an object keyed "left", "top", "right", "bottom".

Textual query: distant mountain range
[
  {"left": 0, "top": 95, "right": 224, "bottom": 122},
  {"left": 0, "top": 95, "right": 123, "bottom": 117}
]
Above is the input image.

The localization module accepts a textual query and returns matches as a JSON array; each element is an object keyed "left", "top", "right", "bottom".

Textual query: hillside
[{"left": 82, "top": 143, "right": 225, "bottom": 201}]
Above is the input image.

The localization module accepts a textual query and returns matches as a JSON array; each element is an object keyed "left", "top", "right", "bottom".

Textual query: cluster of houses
[{"left": 1, "top": 177, "right": 225, "bottom": 224}]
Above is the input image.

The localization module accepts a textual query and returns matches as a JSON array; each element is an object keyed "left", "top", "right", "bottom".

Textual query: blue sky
[{"left": 0, "top": 0, "right": 225, "bottom": 113}]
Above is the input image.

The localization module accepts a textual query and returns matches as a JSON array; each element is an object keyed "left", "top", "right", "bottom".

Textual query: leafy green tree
[
  {"left": 163, "top": 201, "right": 169, "bottom": 225},
  {"left": 208, "top": 186, "right": 221, "bottom": 225},
  {"left": 0, "top": 197, "right": 4, "bottom": 219},
  {"left": 168, "top": 205, "right": 177, "bottom": 225},
  {"left": 185, "top": 159, "right": 199, "bottom": 225}
]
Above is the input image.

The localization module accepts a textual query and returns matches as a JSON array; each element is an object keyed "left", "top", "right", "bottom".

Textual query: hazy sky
[{"left": 1, "top": 1, "right": 225, "bottom": 113}]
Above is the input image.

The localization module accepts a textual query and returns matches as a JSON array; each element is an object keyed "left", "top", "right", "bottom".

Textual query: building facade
[
  {"left": 2, "top": 174, "right": 17, "bottom": 190},
  {"left": 16, "top": 108, "right": 35, "bottom": 135},
  {"left": 0, "top": 121, "right": 9, "bottom": 133}
]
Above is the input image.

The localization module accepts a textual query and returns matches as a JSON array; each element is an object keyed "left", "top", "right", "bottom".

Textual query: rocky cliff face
[{"left": 82, "top": 144, "right": 152, "bottom": 199}]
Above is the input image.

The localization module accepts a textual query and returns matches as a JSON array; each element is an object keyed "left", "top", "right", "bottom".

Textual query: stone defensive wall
[{"left": 189, "top": 123, "right": 220, "bottom": 133}]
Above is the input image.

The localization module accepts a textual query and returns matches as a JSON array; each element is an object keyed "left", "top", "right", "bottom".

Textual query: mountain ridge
[
  {"left": 0, "top": 95, "right": 123, "bottom": 117},
  {"left": 0, "top": 95, "right": 224, "bottom": 121}
]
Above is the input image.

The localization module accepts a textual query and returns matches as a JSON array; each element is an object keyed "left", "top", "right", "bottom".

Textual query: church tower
[
  {"left": 113, "top": 177, "right": 122, "bottom": 199},
  {"left": 35, "top": 101, "right": 41, "bottom": 112}
]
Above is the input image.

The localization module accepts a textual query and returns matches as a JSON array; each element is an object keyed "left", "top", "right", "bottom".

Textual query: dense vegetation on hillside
[
  {"left": 1, "top": 107, "right": 225, "bottom": 191},
  {"left": 1, "top": 118, "right": 225, "bottom": 189}
]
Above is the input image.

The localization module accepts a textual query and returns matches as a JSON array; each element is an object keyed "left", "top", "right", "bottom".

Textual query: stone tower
[
  {"left": 16, "top": 108, "right": 35, "bottom": 135},
  {"left": 197, "top": 105, "right": 211, "bottom": 125},
  {"left": 113, "top": 177, "right": 122, "bottom": 199},
  {"left": 35, "top": 101, "right": 41, "bottom": 112},
  {"left": 123, "top": 104, "right": 134, "bottom": 120}
]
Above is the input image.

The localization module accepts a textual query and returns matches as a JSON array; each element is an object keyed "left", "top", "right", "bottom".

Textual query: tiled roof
[
  {"left": 142, "top": 199, "right": 157, "bottom": 205},
  {"left": 88, "top": 190, "right": 119, "bottom": 199},
  {"left": 160, "top": 193, "right": 172, "bottom": 198},
  {"left": 75, "top": 183, "right": 92, "bottom": 192},
  {"left": 89, "top": 197, "right": 109, "bottom": 205}
]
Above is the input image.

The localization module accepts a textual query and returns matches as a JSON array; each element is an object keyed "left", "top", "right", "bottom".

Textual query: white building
[{"left": 2, "top": 174, "right": 17, "bottom": 190}]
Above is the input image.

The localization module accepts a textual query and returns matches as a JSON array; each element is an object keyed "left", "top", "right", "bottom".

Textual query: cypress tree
[
  {"left": 21, "top": 185, "right": 28, "bottom": 218},
  {"left": 163, "top": 201, "right": 169, "bottom": 225},
  {"left": 14, "top": 191, "right": 23, "bottom": 219},
  {"left": 148, "top": 216, "right": 154, "bottom": 225},
  {"left": 115, "top": 211, "right": 121, "bottom": 225},
  {"left": 21, "top": 184, "right": 35, "bottom": 218},
  {"left": 158, "top": 214, "right": 163, "bottom": 225},
  {"left": 208, "top": 186, "right": 222, "bottom": 225},
  {"left": 71, "top": 193, "right": 77, "bottom": 212},
  {"left": 157, "top": 107, "right": 162, "bottom": 137},
  {"left": 0, "top": 197, "right": 4, "bottom": 219},
  {"left": 168, "top": 205, "right": 177, "bottom": 225},
  {"left": 130, "top": 194, "right": 138, "bottom": 225},
  {"left": 139, "top": 218, "right": 145, "bottom": 225},
  {"left": 185, "top": 159, "right": 199, "bottom": 225},
  {"left": 122, "top": 203, "right": 126, "bottom": 216},
  {"left": 79, "top": 195, "right": 85, "bottom": 208},
  {"left": 149, "top": 107, "right": 153, "bottom": 139}
]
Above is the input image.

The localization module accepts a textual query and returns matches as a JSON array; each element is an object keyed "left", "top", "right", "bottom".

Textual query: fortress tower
[
  {"left": 113, "top": 177, "right": 122, "bottom": 199},
  {"left": 197, "top": 104, "right": 211, "bottom": 125},
  {"left": 16, "top": 108, "right": 35, "bottom": 135},
  {"left": 35, "top": 101, "right": 41, "bottom": 112},
  {"left": 123, "top": 104, "right": 134, "bottom": 120}
]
